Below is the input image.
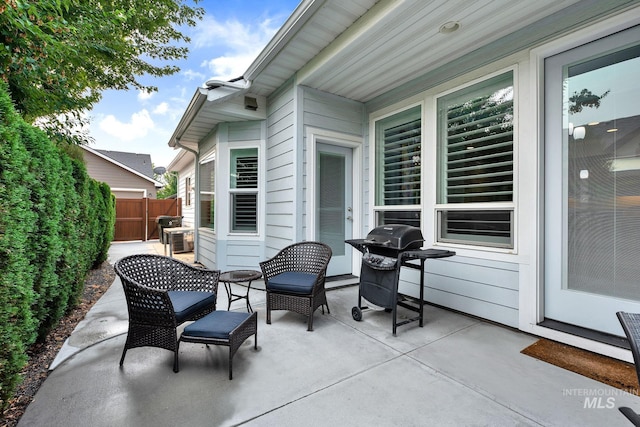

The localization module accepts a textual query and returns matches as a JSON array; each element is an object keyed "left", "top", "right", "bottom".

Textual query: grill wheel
[{"left": 351, "top": 306, "right": 363, "bottom": 321}]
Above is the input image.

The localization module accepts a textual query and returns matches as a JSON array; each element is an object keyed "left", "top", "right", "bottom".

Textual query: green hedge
[{"left": 0, "top": 83, "right": 116, "bottom": 408}]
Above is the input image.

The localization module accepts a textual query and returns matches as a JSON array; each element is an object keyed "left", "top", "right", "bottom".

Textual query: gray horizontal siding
[
  {"left": 397, "top": 256, "right": 519, "bottom": 327},
  {"left": 265, "top": 80, "right": 296, "bottom": 255},
  {"left": 301, "top": 86, "right": 365, "bottom": 244},
  {"left": 197, "top": 229, "right": 217, "bottom": 270},
  {"left": 229, "top": 121, "right": 262, "bottom": 142},
  {"left": 302, "top": 86, "right": 364, "bottom": 136},
  {"left": 224, "top": 240, "right": 262, "bottom": 271}
]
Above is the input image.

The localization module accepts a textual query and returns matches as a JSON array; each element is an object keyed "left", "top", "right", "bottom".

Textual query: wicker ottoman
[{"left": 178, "top": 311, "right": 258, "bottom": 379}]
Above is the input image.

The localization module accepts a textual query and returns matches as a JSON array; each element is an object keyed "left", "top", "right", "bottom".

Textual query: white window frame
[
  {"left": 522, "top": 9, "right": 640, "bottom": 359},
  {"left": 371, "top": 103, "right": 424, "bottom": 227},
  {"left": 229, "top": 146, "right": 259, "bottom": 234},
  {"left": 199, "top": 154, "right": 215, "bottom": 231},
  {"left": 185, "top": 176, "right": 192, "bottom": 207},
  {"left": 434, "top": 68, "right": 517, "bottom": 250}
]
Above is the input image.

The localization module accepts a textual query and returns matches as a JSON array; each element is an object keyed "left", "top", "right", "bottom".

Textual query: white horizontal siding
[
  {"left": 197, "top": 229, "right": 217, "bottom": 270},
  {"left": 265, "top": 80, "right": 296, "bottom": 255},
  {"left": 397, "top": 256, "right": 520, "bottom": 327},
  {"left": 224, "top": 240, "right": 262, "bottom": 271},
  {"left": 300, "top": 86, "right": 365, "bottom": 246},
  {"left": 177, "top": 170, "right": 195, "bottom": 228},
  {"left": 302, "top": 87, "right": 364, "bottom": 135},
  {"left": 229, "top": 121, "right": 262, "bottom": 142}
]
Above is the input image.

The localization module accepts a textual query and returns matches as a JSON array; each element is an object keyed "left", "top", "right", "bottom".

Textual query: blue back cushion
[
  {"left": 267, "top": 272, "right": 317, "bottom": 295},
  {"left": 168, "top": 291, "right": 216, "bottom": 323},
  {"left": 183, "top": 311, "right": 251, "bottom": 339}
]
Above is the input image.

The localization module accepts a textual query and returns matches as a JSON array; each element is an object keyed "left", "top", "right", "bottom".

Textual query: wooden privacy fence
[{"left": 114, "top": 198, "right": 182, "bottom": 241}]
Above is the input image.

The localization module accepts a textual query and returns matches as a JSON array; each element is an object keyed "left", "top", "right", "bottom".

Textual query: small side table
[{"left": 220, "top": 270, "right": 263, "bottom": 313}]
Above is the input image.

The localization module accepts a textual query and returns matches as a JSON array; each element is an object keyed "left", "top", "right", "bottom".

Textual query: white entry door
[
  {"left": 316, "top": 143, "right": 353, "bottom": 276},
  {"left": 544, "top": 26, "right": 640, "bottom": 335}
]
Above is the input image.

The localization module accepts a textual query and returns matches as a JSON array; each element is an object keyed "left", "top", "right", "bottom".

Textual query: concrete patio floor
[{"left": 18, "top": 241, "right": 640, "bottom": 426}]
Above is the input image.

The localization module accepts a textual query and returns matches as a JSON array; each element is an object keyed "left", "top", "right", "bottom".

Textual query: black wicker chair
[
  {"left": 114, "top": 254, "right": 220, "bottom": 372},
  {"left": 617, "top": 312, "right": 640, "bottom": 426},
  {"left": 260, "top": 241, "right": 332, "bottom": 331}
]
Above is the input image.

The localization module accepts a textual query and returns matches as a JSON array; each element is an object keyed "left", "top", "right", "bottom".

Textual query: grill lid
[{"left": 364, "top": 224, "right": 424, "bottom": 250}]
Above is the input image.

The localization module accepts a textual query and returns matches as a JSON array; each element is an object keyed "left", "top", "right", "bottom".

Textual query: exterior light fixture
[{"left": 439, "top": 21, "right": 460, "bottom": 34}]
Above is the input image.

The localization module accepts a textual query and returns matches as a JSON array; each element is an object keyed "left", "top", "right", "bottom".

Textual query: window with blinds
[
  {"left": 185, "top": 177, "right": 192, "bottom": 206},
  {"left": 374, "top": 106, "right": 422, "bottom": 227},
  {"left": 230, "top": 148, "right": 258, "bottom": 232},
  {"left": 199, "top": 158, "right": 215, "bottom": 229},
  {"left": 436, "top": 72, "right": 514, "bottom": 247}
]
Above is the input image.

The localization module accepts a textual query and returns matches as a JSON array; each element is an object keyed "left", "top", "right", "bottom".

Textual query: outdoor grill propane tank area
[{"left": 346, "top": 224, "right": 455, "bottom": 335}]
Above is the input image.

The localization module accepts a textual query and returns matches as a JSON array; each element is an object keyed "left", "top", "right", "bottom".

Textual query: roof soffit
[{"left": 292, "top": 0, "right": 636, "bottom": 104}]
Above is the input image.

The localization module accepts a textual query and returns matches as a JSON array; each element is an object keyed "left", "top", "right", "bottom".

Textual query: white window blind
[
  {"left": 375, "top": 106, "right": 421, "bottom": 227},
  {"left": 439, "top": 73, "right": 513, "bottom": 203},
  {"left": 199, "top": 159, "right": 215, "bottom": 229},
  {"left": 230, "top": 148, "right": 258, "bottom": 232},
  {"left": 185, "top": 177, "right": 191, "bottom": 206},
  {"left": 437, "top": 72, "right": 514, "bottom": 248}
]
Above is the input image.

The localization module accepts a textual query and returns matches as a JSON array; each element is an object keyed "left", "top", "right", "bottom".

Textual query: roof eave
[
  {"left": 244, "top": 0, "right": 325, "bottom": 81},
  {"left": 168, "top": 89, "right": 207, "bottom": 149}
]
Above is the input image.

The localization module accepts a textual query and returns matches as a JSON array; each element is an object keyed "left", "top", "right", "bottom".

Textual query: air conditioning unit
[{"left": 170, "top": 232, "right": 194, "bottom": 254}]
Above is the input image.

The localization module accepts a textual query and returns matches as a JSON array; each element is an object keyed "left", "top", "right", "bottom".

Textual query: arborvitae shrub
[{"left": 0, "top": 82, "right": 116, "bottom": 408}]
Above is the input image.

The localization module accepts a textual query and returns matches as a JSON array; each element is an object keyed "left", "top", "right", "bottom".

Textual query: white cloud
[
  {"left": 192, "top": 15, "right": 280, "bottom": 80},
  {"left": 98, "top": 109, "right": 155, "bottom": 141},
  {"left": 137, "top": 89, "right": 154, "bottom": 102},
  {"left": 201, "top": 53, "right": 258, "bottom": 81},
  {"left": 183, "top": 69, "right": 206, "bottom": 82},
  {"left": 153, "top": 102, "right": 169, "bottom": 115}
]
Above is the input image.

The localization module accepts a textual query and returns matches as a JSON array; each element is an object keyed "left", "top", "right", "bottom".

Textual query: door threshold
[{"left": 539, "top": 319, "right": 629, "bottom": 349}]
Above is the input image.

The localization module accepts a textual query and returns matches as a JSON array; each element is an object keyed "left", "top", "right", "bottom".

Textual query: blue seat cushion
[
  {"left": 168, "top": 291, "right": 216, "bottom": 323},
  {"left": 267, "top": 272, "right": 318, "bottom": 295},
  {"left": 183, "top": 311, "right": 251, "bottom": 340}
]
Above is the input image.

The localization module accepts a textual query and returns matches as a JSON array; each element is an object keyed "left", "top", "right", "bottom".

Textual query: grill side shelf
[
  {"left": 401, "top": 249, "right": 456, "bottom": 260},
  {"left": 345, "top": 239, "right": 367, "bottom": 254}
]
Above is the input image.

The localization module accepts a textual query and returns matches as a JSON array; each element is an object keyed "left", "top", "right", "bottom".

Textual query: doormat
[{"left": 521, "top": 339, "right": 639, "bottom": 393}]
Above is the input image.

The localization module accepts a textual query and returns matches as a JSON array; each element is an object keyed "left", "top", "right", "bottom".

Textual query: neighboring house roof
[
  {"left": 82, "top": 145, "right": 163, "bottom": 187},
  {"left": 95, "top": 148, "right": 155, "bottom": 180},
  {"left": 168, "top": 0, "right": 634, "bottom": 150}
]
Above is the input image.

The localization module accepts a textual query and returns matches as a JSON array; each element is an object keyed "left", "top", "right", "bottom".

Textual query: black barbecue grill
[{"left": 346, "top": 224, "right": 455, "bottom": 335}]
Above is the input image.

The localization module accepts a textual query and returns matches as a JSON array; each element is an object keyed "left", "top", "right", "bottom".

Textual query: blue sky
[{"left": 87, "top": 0, "right": 300, "bottom": 169}]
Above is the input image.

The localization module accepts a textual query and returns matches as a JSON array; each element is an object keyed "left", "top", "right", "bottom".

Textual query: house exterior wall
[
  {"left": 359, "top": 60, "right": 524, "bottom": 328},
  {"left": 300, "top": 86, "right": 366, "bottom": 241},
  {"left": 192, "top": 121, "right": 266, "bottom": 272},
  {"left": 358, "top": 8, "right": 640, "bottom": 347},
  {"left": 174, "top": 160, "right": 196, "bottom": 228},
  {"left": 216, "top": 121, "right": 265, "bottom": 271},
  {"left": 264, "top": 79, "right": 298, "bottom": 257},
  {"left": 83, "top": 149, "right": 158, "bottom": 198},
  {"left": 196, "top": 129, "right": 218, "bottom": 269},
  {"left": 179, "top": 2, "right": 640, "bottom": 360}
]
